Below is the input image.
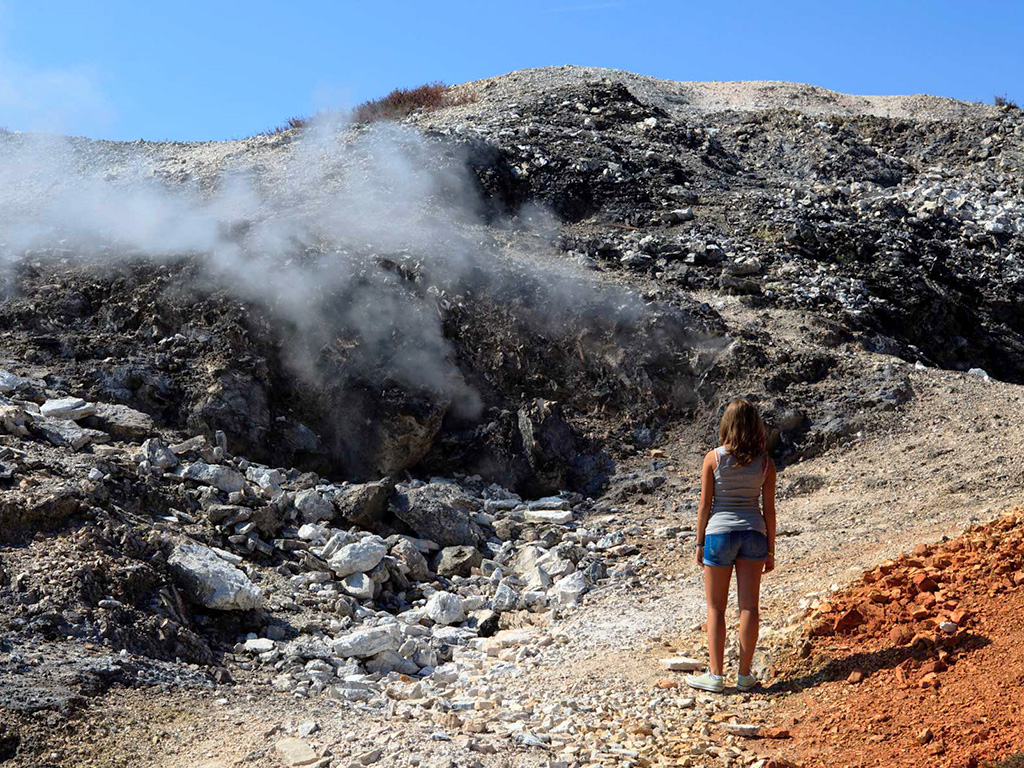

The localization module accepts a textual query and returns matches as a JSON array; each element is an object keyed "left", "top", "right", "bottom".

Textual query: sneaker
[
  {"left": 685, "top": 671, "right": 725, "bottom": 693},
  {"left": 736, "top": 673, "right": 758, "bottom": 692}
]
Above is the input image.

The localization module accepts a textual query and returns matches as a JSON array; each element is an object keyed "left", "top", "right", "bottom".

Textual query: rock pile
[{"left": 0, "top": 377, "right": 630, "bottom": 713}]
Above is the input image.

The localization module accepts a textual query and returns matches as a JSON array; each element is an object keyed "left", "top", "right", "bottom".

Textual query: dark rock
[
  {"left": 434, "top": 545, "right": 483, "bottom": 578},
  {"left": 391, "top": 482, "right": 483, "bottom": 547},
  {"left": 333, "top": 479, "right": 393, "bottom": 528}
]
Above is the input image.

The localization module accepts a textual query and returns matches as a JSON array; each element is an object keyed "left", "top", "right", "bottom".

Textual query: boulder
[
  {"left": 426, "top": 591, "right": 465, "bottom": 626},
  {"left": 524, "top": 508, "right": 573, "bottom": 525},
  {"left": 492, "top": 583, "right": 520, "bottom": 612},
  {"left": 389, "top": 538, "right": 433, "bottom": 582},
  {"left": 328, "top": 536, "right": 387, "bottom": 578},
  {"left": 32, "top": 418, "right": 98, "bottom": 450},
  {"left": 552, "top": 571, "right": 588, "bottom": 606},
  {"left": 331, "top": 624, "right": 400, "bottom": 658},
  {"left": 392, "top": 482, "right": 483, "bottom": 547},
  {"left": 274, "top": 738, "right": 318, "bottom": 768},
  {"left": 181, "top": 462, "right": 246, "bottom": 493},
  {"left": 142, "top": 438, "right": 178, "bottom": 470},
  {"left": 435, "top": 545, "right": 484, "bottom": 578},
  {"left": 167, "top": 542, "right": 262, "bottom": 611},
  {"left": 83, "top": 403, "right": 155, "bottom": 441},
  {"left": 0, "top": 404, "right": 30, "bottom": 437},
  {"left": 40, "top": 397, "right": 95, "bottom": 420},
  {"left": 340, "top": 572, "right": 375, "bottom": 600},
  {"left": 294, "top": 489, "right": 333, "bottom": 523},
  {"left": 365, "top": 650, "right": 420, "bottom": 676},
  {"left": 332, "top": 480, "right": 392, "bottom": 527}
]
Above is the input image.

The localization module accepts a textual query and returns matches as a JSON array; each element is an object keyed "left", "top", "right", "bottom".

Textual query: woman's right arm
[
  {"left": 695, "top": 451, "right": 715, "bottom": 567},
  {"left": 762, "top": 458, "right": 777, "bottom": 573}
]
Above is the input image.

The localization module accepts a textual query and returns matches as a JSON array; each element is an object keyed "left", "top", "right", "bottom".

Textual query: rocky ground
[{"left": 1, "top": 67, "right": 1023, "bottom": 767}]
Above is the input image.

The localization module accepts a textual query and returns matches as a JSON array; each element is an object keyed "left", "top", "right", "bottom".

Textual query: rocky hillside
[{"left": 0, "top": 67, "right": 1022, "bottom": 768}]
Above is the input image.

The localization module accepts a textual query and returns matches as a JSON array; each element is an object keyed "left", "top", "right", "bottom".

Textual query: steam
[{"left": 0, "top": 116, "right": 646, "bottom": 415}]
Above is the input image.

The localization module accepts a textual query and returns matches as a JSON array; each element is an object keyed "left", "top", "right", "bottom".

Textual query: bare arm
[
  {"left": 695, "top": 451, "right": 716, "bottom": 566},
  {"left": 762, "top": 458, "right": 777, "bottom": 573}
]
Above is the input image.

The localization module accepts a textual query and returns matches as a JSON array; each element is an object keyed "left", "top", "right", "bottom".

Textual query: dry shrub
[
  {"left": 995, "top": 94, "right": 1020, "bottom": 109},
  {"left": 352, "top": 82, "right": 475, "bottom": 124},
  {"left": 257, "top": 116, "right": 309, "bottom": 137}
]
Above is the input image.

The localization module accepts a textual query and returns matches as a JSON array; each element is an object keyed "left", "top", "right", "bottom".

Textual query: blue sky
[{"left": 1, "top": 0, "right": 1021, "bottom": 141}]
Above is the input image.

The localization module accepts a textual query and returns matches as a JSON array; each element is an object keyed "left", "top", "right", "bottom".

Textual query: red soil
[{"left": 764, "top": 510, "right": 1024, "bottom": 768}]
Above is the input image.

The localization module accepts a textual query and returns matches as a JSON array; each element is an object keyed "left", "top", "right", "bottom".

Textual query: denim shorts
[{"left": 702, "top": 530, "right": 768, "bottom": 567}]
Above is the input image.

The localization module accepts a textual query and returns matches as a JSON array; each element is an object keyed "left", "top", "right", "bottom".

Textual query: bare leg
[
  {"left": 735, "top": 558, "right": 764, "bottom": 677},
  {"left": 704, "top": 564, "right": 732, "bottom": 676}
]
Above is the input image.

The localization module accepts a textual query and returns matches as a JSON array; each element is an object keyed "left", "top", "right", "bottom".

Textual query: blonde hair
[{"left": 719, "top": 398, "right": 766, "bottom": 466}]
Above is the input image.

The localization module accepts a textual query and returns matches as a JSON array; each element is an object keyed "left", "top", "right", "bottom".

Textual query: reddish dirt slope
[{"left": 764, "top": 510, "right": 1024, "bottom": 768}]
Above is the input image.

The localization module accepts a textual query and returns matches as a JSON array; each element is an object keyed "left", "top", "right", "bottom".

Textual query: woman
[{"left": 686, "top": 398, "right": 776, "bottom": 693}]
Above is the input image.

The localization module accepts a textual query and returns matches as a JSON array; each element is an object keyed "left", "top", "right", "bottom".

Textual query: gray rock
[
  {"left": 492, "top": 583, "right": 520, "bottom": 612},
  {"left": 243, "top": 637, "right": 275, "bottom": 653},
  {"left": 389, "top": 538, "right": 433, "bottom": 582},
  {"left": 552, "top": 571, "right": 588, "bottom": 606},
  {"left": 167, "top": 541, "right": 262, "bottom": 611},
  {"left": 328, "top": 536, "right": 387, "bottom": 578},
  {"left": 40, "top": 397, "right": 95, "bottom": 420},
  {"left": 426, "top": 591, "right": 465, "bottom": 626},
  {"left": 524, "top": 508, "right": 573, "bottom": 525},
  {"left": 181, "top": 461, "right": 246, "bottom": 493},
  {"left": 392, "top": 482, "right": 483, "bottom": 547},
  {"left": 0, "top": 370, "right": 32, "bottom": 394},
  {"left": 341, "top": 572, "right": 375, "bottom": 600},
  {"left": 331, "top": 624, "right": 400, "bottom": 658},
  {"left": 434, "top": 545, "right": 483, "bottom": 578},
  {"left": 332, "top": 479, "right": 392, "bottom": 527},
  {"left": 142, "top": 438, "right": 178, "bottom": 470},
  {"left": 275, "top": 738, "right": 318, "bottom": 767},
  {"left": 32, "top": 418, "right": 98, "bottom": 450},
  {"left": 294, "top": 489, "right": 334, "bottom": 523},
  {"left": 365, "top": 649, "right": 420, "bottom": 676},
  {"left": 83, "top": 403, "right": 155, "bottom": 441}
]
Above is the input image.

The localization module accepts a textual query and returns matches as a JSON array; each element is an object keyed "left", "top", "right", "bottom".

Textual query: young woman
[{"left": 686, "top": 398, "right": 776, "bottom": 693}]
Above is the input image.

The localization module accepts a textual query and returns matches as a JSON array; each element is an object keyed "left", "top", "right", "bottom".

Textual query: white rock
[
  {"left": 341, "top": 572, "right": 375, "bottom": 600},
  {"left": 40, "top": 397, "right": 95, "bottom": 420},
  {"left": 524, "top": 508, "right": 573, "bottom": 525},
  {"left": 275, "top": 737, "right": 318, "bottom": 767},
  {"left": 245, "top": 465, "right": 285, "bottom": 490},
  {"left": 181, "top": 461, "right": 246, "bottom": 493},
  {"left": 939, "top": 621, "right": 958, "bottom": 634},
  {"left": 552, "top": 571, "right": 588, "bottom": 606},
  {"left": 331, "top": 624, "right": 400, "bottom": 659},
  {"left": 294, "top": 489, "right": 334, "bottom": 523},
  {"left": 426, "top": 591, "right": 466, "bottom": 626},
  {"left": 492, "top": 583, "right": 520, "bottom": 612},
  {"left": 243, "top": 638, "right": 275, "bottom": 653},
  {"left": 659, "top": 656, "right": 702, "bottom": 671},
  {"left": 328, "top": 537, "right": 387, "bottom": 578},
  {"left": 167, "top": 542, "right": 262, "bottom": 611}
]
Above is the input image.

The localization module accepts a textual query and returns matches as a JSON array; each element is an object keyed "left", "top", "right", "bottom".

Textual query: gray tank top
[{"left": 705, "top": 446, "right": 767, "bottom": 535}]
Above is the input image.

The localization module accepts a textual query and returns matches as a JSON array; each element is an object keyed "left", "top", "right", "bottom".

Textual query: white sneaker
[
  {"left": 736, "top": 673, "right": 758, "bottom": 692},
  {"left": 685, "top": 671, "right": 725, "bottom": 693}
]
